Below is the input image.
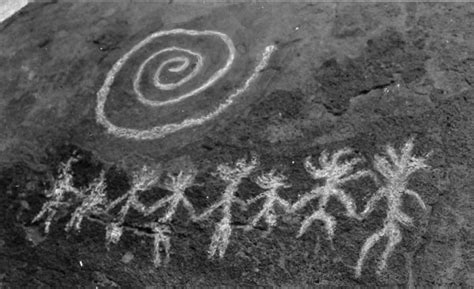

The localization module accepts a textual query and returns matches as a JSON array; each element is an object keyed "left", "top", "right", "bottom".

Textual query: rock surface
[{"left": 0, "top": 2, "right": 473, "bottom": 287}]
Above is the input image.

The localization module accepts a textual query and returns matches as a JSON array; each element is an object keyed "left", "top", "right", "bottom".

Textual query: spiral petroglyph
[{"left": 96, "top": 28, "right": 276, "bottom": 140}]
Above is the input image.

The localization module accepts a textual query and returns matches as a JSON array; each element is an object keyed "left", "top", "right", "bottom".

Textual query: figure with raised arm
[
  {"left": 105, "top": 165, "right": 161, "bottom": 244},
  {"left": 245, "top": 169, "right": 291, "bottom": 236},
  {"left": 355, "top": 137, "right": 430, "bottom": 277},
  {"left": 291, "top": 148, "right": 375, "bottom": 240}
]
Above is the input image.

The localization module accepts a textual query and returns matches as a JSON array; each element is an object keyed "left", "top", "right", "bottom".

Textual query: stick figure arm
[
  {"left": 290, "top": 188, "right": 322, "bottom": 213},
  {"left": 303, "top": 156, "right": 325, "bottom": 178},
  {"left": 290, "top": 195, "right": 308, "bottom": 213},
  {"left": 194, "top": 201, "right": 222, "bottom": 221},
  {"left": 246, "top": 193, "right": 265, "bottom": 205},
  {"left": 145, "top": 194, "right": 173, "bottom": 215},
  {"left": 341, "top": 169, "right": 379, "bottom": 185},
  {"left": 32, "top": 202, "right": 51, "bottom": 223},
  {"left": 106, "top": 193, "right": 129, "bottom": 212},
  {"left": 130, "top": 195, "right": 149, "bottom": 214},
  {"left": 395, "top": 210, "right": 413, "bottom": 227},
  {"left": 181, "top": 197, "right": 196, "bottom": 218},
  {"left": 360, "top": 189, "right": 385, "bottom": 219},
  {"left": 404, "top": 189, "right": 427, "bottom": 211},
  {"left": 333, "top": 189, "right": 359, "bottom": 219},
  {"left": 276, "top": 197, "right": 291, "bottom": 211}
]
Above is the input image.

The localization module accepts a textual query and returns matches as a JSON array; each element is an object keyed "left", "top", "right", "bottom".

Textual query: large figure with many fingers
[{"left": 355, "top": 137, "right": 431, "bottom": 277}]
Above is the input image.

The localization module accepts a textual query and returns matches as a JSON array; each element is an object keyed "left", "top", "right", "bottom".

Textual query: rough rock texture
[{"left": 0, "top": 2, "right": 473, "bottom": 288}]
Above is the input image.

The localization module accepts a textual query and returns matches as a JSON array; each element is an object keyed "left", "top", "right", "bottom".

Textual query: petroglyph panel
[
  {"left": 3, "top": 2, "right": 472, "bottom": 288},
  {"left": 33, "top": 138, "right": 430, "bottom": 277}
]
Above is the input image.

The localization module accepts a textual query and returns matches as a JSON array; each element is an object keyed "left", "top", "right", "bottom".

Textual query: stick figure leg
[
  {"left": 297, "top": 210, "right": 324, "bottom": 238},
  {"left": 377, "top": 225, "right": 402, "bottom": 275},
  {"left": 355, "top": 227, "right": 386, "bottom": 278}
]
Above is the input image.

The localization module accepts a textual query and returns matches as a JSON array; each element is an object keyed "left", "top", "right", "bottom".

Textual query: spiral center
[
  {"left": 153, "top": 56, "right": 192, "bottom": 90},
  {"left": 134, "top": 46, "right": 204, "bottom": 96}
]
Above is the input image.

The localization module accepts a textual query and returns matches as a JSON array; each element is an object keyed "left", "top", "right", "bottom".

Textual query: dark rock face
[
  {"left": 0, "top": 2, "right": 473, "bottom": 288},
  {"left": 314, "top": 29, "right": 428, "bottom": 116}
]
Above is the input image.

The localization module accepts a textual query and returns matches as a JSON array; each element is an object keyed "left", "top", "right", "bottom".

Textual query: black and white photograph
[{"left": 0, "top": 1, "right": 472, "bottom": 287}]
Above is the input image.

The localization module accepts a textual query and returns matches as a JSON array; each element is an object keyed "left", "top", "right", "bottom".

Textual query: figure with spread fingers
[
  {"left": 355, "top": 137, "right": 431, "bottom": 277},
  {"left": 245, "top": 169, "right": 291, "bottom": 236},
  {"left": 291, "top": 148, "right": 375, "bottom": 240}
]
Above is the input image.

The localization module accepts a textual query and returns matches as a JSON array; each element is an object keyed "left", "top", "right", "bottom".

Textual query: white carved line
[
  {"left": 104, "top": 165, "right": 162, "bottom": 245},
  {"left": 144, "top": 169, "right": 197, "bottom": 222},
  {"left": 290, "top": 148, "right": 375, "bottom": 240},
  {"left": 95, "top": 28, "right": 277, "bottom": 140},
  {"left": 244, "top": 169, "right": 291, "bottom": 235},
  {"left": 32, "top": 156, "right": 80, "bottom": 234},
  {"left": 194, "top": 155, "right": 258, "bottom": 258},
  {"left": 32, "top": 139, "right": 430, "bottom": 274},
  {"left": 354, "top": 137, "right": 431, "bottom": 278},
  {"left": 65, "top": 170, "right": 108, "bottom": 232},
  {"left": 147, "top": 222, "right": 172, "bottom": 267}
]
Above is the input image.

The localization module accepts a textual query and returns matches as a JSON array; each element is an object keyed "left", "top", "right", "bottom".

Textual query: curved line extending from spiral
[{"left": 96, "top": 28, "right": 276, "bottom": 140}]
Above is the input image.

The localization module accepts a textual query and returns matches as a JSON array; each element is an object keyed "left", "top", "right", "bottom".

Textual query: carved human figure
[
  {"left": 33, "top": 156, "right": 80, "bottom": 233},
  {"left": 65, "top": 170, "right": 108, "bottom": 232},
  {"left": 195, "top": 155, "right": 258, "bottom": 258},
  {"left": 245, "top": 169, "right": 291, "bottom": 236},
  {"left": 146, "top": 222, "right": 172, "bottom": 267},
  {"left": 105, "top": 165, "right": 161, "bottom": 244},
  {"left": 355, "top": 137, "right": 430, "bottom": 277},
  {"left": 291, "top": 148, "right": 375, "bottom": 240},
  {"left": 144, "top": 168, "right": 197, "bottom": 222}
]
